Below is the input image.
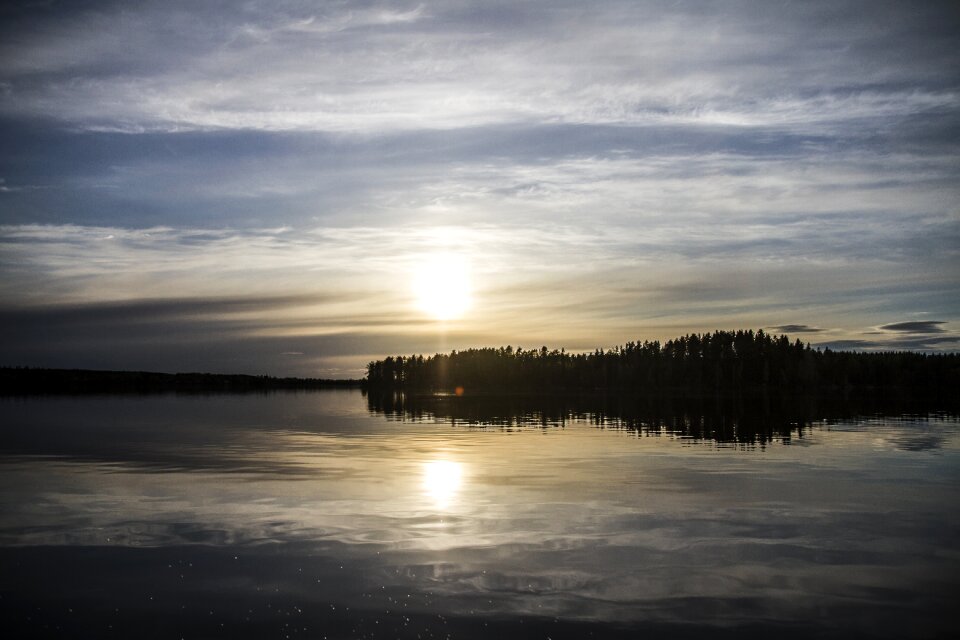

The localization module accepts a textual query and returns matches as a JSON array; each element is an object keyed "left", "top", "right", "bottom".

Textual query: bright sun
[{"left": 412, "top": 253, "right": 472, "bottom": 321}]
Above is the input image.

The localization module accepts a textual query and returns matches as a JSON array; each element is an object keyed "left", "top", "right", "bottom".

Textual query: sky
[{"left": 1, "top": 0, "right": 958, "bottom": 378}]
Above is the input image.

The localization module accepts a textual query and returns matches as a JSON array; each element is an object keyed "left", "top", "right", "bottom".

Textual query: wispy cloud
[
  {"left": 4, "top": 220, "right": 956, "bottom": 359},
  {"left": 2, "top": 1, "right": 957, "bottom": 134},
  {"left": 810, "top": 318, "right": 959, "bottom": 352},
  {"left": 815, "top": 334, "right": 960, "bottom": 352}
]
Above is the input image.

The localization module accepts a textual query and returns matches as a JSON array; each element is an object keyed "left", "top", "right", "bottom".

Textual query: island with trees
[{"left": 365, "top": 329, "right": 959, "bottom": 399}]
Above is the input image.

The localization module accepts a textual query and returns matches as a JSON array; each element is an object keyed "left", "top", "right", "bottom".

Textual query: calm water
[{"left": 1, "top": 390, "right": 958, "bottom": 639}]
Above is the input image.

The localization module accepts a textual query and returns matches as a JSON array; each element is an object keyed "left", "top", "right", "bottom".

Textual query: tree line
[
  {"left": 365, "top": 329, "right": 959, "bottom": 397},
  {"left": 0, "top": 367, "right": 362, "bottom": 395}
]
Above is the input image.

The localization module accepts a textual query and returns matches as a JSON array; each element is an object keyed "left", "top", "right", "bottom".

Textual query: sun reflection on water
[{"left": 422, "top": 460, "right": 463, "bottom": 509}]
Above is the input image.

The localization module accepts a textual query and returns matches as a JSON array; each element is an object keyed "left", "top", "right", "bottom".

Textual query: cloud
[
  {"left": 878, "top": 321, "right": 947, "bottom": 333},
  {"left": 768, "top": 325, "right": 824, "bottom": 334},
  {"left": 0, "top": 295, "right": 433, "bottom": 376},
  {"left": 2, "top": 217, "right": 958, "bottom": 368},
  {"left": 0, "top": 1, "right": 958, "bottom": 373},
  {"left": 883, "top": 335, "right": 960, "bottom": 349},
  {"left": 813, "top": 339, "right": 874, "bottom": 351},
  {"left": 1, "top": 1, "right": 957, "bottom": 134},
  {"left": 814, "top": 332, "right": 960, "bottom": 352}
]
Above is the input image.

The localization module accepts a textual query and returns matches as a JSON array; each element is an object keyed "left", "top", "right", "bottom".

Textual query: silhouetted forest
[
  {"left": 365, "top": 329, "right": 959, "bottom": 398},
  {"left": 0, "top": 367, "right": 362, "bottom": 395}
]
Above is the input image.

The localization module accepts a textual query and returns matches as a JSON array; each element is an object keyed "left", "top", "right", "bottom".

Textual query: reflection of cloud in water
[
  {"left": 829, "top": 416, "right": 953, "bottom": 452},
  {"left": 883, "top": 432, "right": 946, "bottom": 452}
]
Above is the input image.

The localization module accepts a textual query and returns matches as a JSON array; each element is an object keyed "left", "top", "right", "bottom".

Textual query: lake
[{"left": 1, "top": 390, "right": 958, "bottom": 639}]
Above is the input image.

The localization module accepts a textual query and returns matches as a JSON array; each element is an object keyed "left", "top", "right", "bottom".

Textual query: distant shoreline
[{"left": 0, "top": 367, "right": 363, "bottom": 396}]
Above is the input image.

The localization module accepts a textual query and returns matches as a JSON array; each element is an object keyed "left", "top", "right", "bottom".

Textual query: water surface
[{"left": 1, "top": 391, "right": 958, "bottom": 638}]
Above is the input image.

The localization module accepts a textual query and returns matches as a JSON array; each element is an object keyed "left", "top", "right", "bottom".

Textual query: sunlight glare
[
  {"left": 422, "top": 460, "right": 463, "bottom": 508},
  {"left": 412, "top": 253, "right": 472, "bottom": 321}
]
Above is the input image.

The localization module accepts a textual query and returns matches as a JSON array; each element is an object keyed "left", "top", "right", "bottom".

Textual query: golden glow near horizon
[
  {"left": 422, "top": 460, "right": 464, "bottom": 509},
  {"left": 412, "top": 253, "right": 473, "bottom": 321}
]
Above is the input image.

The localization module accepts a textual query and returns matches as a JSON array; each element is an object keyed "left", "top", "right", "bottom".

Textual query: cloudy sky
[{"left": 1, "top": 0, "right": 958, "bottom": 377}]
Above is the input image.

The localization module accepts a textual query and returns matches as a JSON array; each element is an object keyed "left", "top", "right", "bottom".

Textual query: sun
[{"left": 412, "top": 253, "right": 473, "bottom": 321}]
